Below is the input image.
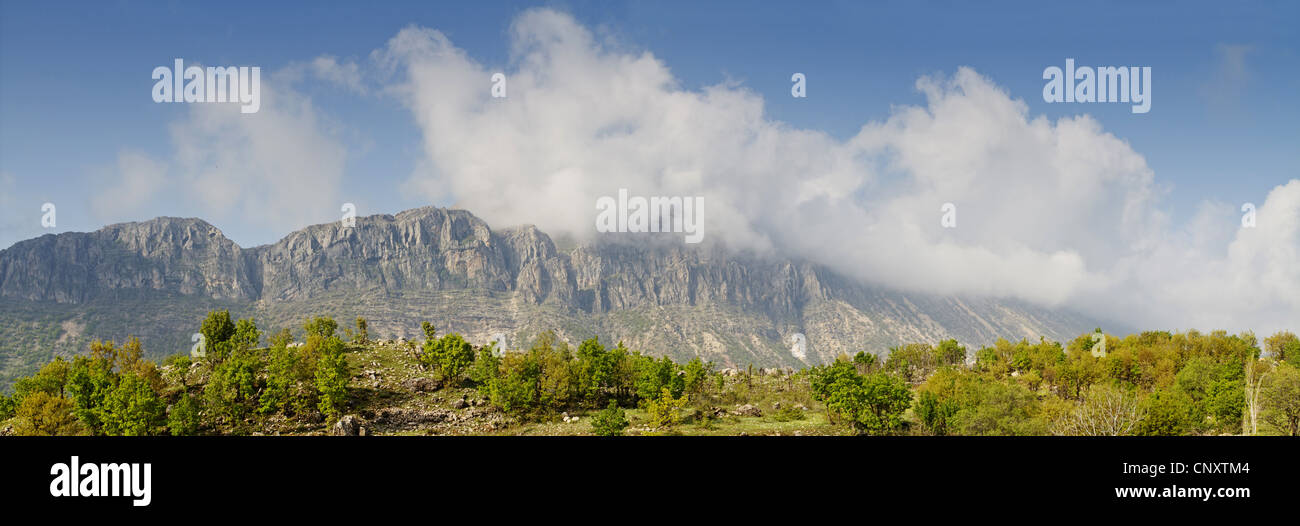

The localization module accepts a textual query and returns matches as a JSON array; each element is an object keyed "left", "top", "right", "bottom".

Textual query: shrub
[{"left": 591, "top": 401, "right": 629, "bottom": 436}]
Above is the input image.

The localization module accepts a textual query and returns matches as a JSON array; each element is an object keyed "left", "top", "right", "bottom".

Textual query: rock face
[{"left": 0, "top": 206, "right": 1107, "bottom": 387}]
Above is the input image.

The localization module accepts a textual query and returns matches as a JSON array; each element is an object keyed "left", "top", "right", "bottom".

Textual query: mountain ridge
[{"left": 0, "top": 206, "right": 1109, "bottom": 388}]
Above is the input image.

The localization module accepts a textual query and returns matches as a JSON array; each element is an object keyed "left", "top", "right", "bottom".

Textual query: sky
[{"left": 0, "top": 0, "right": 1297, "bottom": 334}]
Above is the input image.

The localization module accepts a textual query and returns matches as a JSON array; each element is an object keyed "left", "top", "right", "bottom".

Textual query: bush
[
  {"left": 591, "top": 401, "right": 629, "bottom": 436},
  {"left": 644, "top": 387, "right": 688, "bottom": 432}
]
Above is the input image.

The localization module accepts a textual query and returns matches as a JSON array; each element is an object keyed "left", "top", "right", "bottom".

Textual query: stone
[
  {"left": 403, "top": 377, "right": 440, "bottom": 392},
  {"left": 332, "top": 415, "right": 361, "bottom": 436}
]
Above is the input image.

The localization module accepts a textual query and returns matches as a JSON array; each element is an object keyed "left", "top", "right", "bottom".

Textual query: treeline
[
  {"left": 420, "top": 324, "right": 711, "bottom": 435},
  {"left": 2, "top": 309, "right": 1298, "bottom": 437},
  {"left": 0, "top": 310, "right": 354, "bottom": 435},
  {"left": 890, "top": 330, "right": 1300, "bottom": 436}
]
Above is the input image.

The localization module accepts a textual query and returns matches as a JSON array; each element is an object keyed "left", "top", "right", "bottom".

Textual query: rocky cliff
[{"left": 0, "top": 206, "right": 1105, "bottom": 386}]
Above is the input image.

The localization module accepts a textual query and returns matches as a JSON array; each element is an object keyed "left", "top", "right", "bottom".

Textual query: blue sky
[
  {"left": 2, "top": 0, "right": 1298, "bottom": 332},
  {"left": 1, "top": 0, "right": 1295, "bottom": 250}
]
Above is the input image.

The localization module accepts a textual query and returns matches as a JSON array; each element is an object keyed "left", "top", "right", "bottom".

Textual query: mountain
[{"left": 0, "top": 206, "right": 1107, "bottom": 388}]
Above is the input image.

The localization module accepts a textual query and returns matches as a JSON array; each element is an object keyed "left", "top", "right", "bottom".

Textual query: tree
[
  {"left": 354, "top": 317, "right": 369, "bottom": 344},
  {"left": 852, "top": 351, "right": 878, "bottom": 372},
  {"left": 644, "top": 387, "right": 688, "bottom": 432},
  {"left": 200, "top": 310, "right": 237, "bottom": 361},
  {"left": 490, "top": 351, "right": 542, "bottom": 414},
  {"left": 421, "top": 333, "right": 475, "bottom": 386},
  {"left": 13, "top": 392, "right": 84, "bottom": 436},
  {"left": 634, "top": 355, "right": 683, "bottom": 402},
  {"left": 934, "top": 339, "right": 966, "bottom": 366},
  {"left": 11, "top": 357, "right": 70, "bottom": 405},
  {"left": 813, "top": 361, "right": 911, "bottom": 435},
  {"left": 101, "top": 373, "right": 165, "bottom": 436},
  {"left": 230, "top": 318, "right": 260, "bottom": 351},
  {"left": 260, "top": 335, "right": 300, "bottom": 415},
  {"left": 65, "top": 354, "right": 117, "bottom": 434},
  {"left": 315, "top": 336, "right": 350, "bottom": 419},
  {"left": 1261, "top": 362, "right": 1300, "bottom": 436},
  {"left": 1136, "top": 388, "right": 1192, "bottom": 436},
  {"left": 205, "top": 347, "right": 263, "bottom": 422},
  {"left": 682, "top": 356, "right": 709, "bottom": 397},
  {"left": 591, "top": 401, "right": 630, "bottom": 436},
  {"left": 469, "top": 344, "right": 501, "bottom": 391},
  {"left": 303, "top": 316, "right": 338, "bottom": 339},
  {"left": 421, "top": 321, "right": 436, "bottom": 341},
  {"left": 1052, "top": 384, "right": 1145, "bottom": 436},
  {"left": 168, "top": 392, "right": 201, "bottom": 436},
  {"left": 915, "top": 390, "right": 959, "bottom": 435},
  {"left": 1264, "top": 331, "right": 1298, "bottom": 361}
]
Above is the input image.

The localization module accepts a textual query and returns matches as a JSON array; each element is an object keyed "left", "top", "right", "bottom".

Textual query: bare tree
[
  {"left": 1244, "top": 359, "right": 1271, "bottom": 435},
  {"left": 1052, "top": 384, "right": 1145, "bottom": 436}
]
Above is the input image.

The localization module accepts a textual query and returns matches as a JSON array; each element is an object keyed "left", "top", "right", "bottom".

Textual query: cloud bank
[{"left": 375, "top": 9, "right": 1297, "bottom": 334}]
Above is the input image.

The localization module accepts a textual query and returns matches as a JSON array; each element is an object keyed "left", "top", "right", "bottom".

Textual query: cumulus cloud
[
  {"left": 94, "top": 64, "right": 349, "bottom": 243},
  {"left": 377, "top": 8, "right": 1298, "bottom": 334}
]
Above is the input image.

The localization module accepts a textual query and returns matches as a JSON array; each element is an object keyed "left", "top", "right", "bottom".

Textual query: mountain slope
[{"left": 0, "top": 207, "right": 1108, "bottom": 388}]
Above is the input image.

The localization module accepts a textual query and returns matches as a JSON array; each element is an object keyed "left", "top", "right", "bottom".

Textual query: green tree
[
  {"left": 205, "top": 347, "right": 263, "bottom": 422},
  {"left": 591, "top": 401, "right": 630, "bottom": 436},
  {"left": 682, "top": 356, "right": 709, "bottom": 397},
  {"left": 813, "top": 361, "right": 912, "bottom": 435},
  {"left": 230, "top": 318, "right": 261, "bottom": 351},
  {"left": 13, "top": 392, "right": 84, "bottom": 436},
  {"left": 303, "top": 316, "right": 338, "bottom": 339},
  {"left": 852, "top": 351, "right": 878, "bottom": 372},
  {"left": 168, "top": 392, "right": 201, "bottom": 436},
  {"left": 101, "top": 373, "right": 165, "bottom": 436},
  {"left": 1136, "top": 388, "right": 1192, "bottom": 436},
  {"left": 421, "top": 333, "right": 475, "bottom": 386},
  {"left": 1261, "top": 362, "right": 1300, "bottom": 435},
  {"left": 200, "top": 310, "right": 237, "bottom": 361},
  {"left": 915, "top": 390, "right": 959, "bottom": 435},
  {"left": 934, "top": 339, "right": 966, "bottom": 366},
  {"left": 11, "top": 357, "right": 70, "bottom": 405},
  {"left": 65, "top": 354, "right": 117, "bottom": 434},
  {"left": 490, "top": 351, "right": 542, "bottom": 414},
  {"left": 315, "top": 336, "right": 350, "bottom": 419},
  {"left": 1264, "top": 331, "right": 1298, "bottom": 361},
  {"left": 644, "top": 387, "right": 688, "bottom": 432},
  {"left": 421, "top": 321, "right": 437, "bottom": 341},
  {"left": 260, "top": 335, "right": 299, "bottom": 415}
]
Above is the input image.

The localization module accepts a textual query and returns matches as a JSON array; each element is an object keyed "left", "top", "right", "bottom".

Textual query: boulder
[
  {"left": 734, "top": 404, "right": 762, "bottom": 417},
  {"left": 332, "top": 415, "right": 362, "bottom": 436}
]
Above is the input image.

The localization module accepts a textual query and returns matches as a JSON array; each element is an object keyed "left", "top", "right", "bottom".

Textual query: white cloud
[
  {"left": 93, "top": 64, "right": 349, "bottom": 243},
  {"left": 378, "top": 8, "right": 1299, "bottom": 334}
]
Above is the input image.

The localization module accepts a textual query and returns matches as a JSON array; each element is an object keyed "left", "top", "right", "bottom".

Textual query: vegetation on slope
[{"left": 1, "top": 310, "right": 1298, "bottom": 437}]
